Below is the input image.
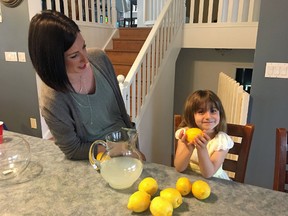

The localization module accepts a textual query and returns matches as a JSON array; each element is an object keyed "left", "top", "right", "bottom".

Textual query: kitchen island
[{"left": 1, "top": 131, "right": 287, "bottom": 215}]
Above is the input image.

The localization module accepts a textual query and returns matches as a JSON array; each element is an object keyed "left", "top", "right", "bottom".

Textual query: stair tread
[
  {"left": 106, "top": 49, "right": 139, "bottom": 53},
  {"left": 113, "top": 62, "right": 133, "bottom": 66},
  {"left": 118, "top": 27, "right": 151, "bottom": 31},
  {"left": 118, "top": 28, "right": 152, "bottom": 39},
  {"left": 118, "top": 27, "right": 151, "bottom": 29},
  {"left": 105, "top": 27, "right": 151, "bottom": 81},
  {"left": 113, "top": 38, "right": 146, "bottom": 41}
]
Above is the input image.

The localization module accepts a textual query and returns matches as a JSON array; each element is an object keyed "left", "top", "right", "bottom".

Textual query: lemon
[
  {"left": 127, "top": 190, "right": 151, "bottom": 213},
  {"left": 96, "top": 152, "right": 110, "bottom": 161},
  {"left": 160, "top": 188, "right": 182, "bottom": 208},
  {"left": 138, "top": 177, "right": 158, "bottom": 196},
  {"left": 191, "top": 180, "right": 211, "bottom": 200},
  {"left": 96, "top": 152, "right": 104, "bottom": 160},
  {"left": 186, "top": 128, "right": 203, "bottom": 143},
  {"left": 176, "top": 177, "right": 192, "bottom": 196},
  {"left": 150, "top": 196, "right": 173, "bottom": 216}
]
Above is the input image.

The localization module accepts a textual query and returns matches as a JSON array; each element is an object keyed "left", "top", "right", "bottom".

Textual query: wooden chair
[
  {"left": 224, "top": 123, "right": 254, "bottom": 183},
  {"left": 172, "top": 114, "right": 183, "bottom": 164},
  {"left": 173, "top": 114, "right": 254, "bottom": 183},
  {"left": 273, "top": 128, "right": 288, "bottom": 192}
]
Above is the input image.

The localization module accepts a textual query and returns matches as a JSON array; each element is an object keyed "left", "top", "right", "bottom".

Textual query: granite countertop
[{"left": 0, "top": 131, "right": 288, "bottom": 215}]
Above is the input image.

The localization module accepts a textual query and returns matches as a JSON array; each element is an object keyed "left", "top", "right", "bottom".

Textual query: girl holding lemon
[{"left": 174, "top": 90, "right": 234, "bottom": 180}]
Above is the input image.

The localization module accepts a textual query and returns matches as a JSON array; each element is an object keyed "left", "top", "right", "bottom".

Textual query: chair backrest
[
  {"left": 224, "top": 123, "right": 254, "bottom": 183},
  {"left": 273, "top": 128, "right": 288, "bottom": 192},
  {"left": 171, "top": 115, "right": 182, "bottom": 166},
  {"left": 173, "top": 114, "right": 254, "bottom": 183}
]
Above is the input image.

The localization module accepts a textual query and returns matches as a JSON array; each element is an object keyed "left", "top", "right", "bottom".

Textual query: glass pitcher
[{"left": 89, "top": 128, "right": 143, "bottom": 190}]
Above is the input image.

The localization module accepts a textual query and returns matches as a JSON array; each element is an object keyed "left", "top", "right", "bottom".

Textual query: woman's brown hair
[{"left": 28, "top": 10, "right": 80, "bottom": 92}]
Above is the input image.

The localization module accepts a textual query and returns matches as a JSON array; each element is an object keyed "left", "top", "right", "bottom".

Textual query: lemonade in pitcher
[
  {"left": 100, "top": 157, "right": 143, "bottom": 189},
  {"left": 89, "top": 128, "right": 144, "bottom": 189}
]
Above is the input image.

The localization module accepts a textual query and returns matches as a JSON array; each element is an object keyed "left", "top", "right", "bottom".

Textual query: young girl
[{"left": 174, "top": 90, "right": 234, "bottom": 180}]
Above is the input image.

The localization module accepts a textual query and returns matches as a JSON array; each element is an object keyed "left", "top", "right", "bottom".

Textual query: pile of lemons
[{"left": 127, "top": 176, "right": 211, "bottom": 215}]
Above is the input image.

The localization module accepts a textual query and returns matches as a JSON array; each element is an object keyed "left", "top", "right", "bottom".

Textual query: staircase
[
  {"left": 105, "top": 27, "right": 152, "bottom": 77},
  {"left": 102, "top": 0, "right": 183, "bottom": 165}
]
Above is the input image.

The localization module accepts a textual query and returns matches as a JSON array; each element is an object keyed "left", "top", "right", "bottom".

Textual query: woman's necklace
[
  {"left": 70, "top": 67, "right": 94, "bottom": 125},
  {"left": 77, "top": 65, "right": 95, "bottom": 94},
  {"left": 78, "top": 75, "right": 84, "bottom": 93}
]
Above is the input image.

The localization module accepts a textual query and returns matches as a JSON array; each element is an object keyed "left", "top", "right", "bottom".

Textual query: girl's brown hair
[{"left": 180, "top": 90, "right": 227, "bottom": 133}]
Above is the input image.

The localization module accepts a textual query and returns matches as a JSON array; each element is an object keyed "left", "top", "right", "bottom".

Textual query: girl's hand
[
  {"left": 176, "top": 128, "right": 186, "bottom": 140},
  {"left": 178, "top": 128, "right": 194, "bottom": 151},
  {"left": 193, "top": 133, "right": 211, "bottom": 149},
  {"left": 174, "top": 128, "right": 196, "bottom": 172}
]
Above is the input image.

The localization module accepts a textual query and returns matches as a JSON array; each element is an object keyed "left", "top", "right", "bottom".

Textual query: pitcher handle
[{"left": 89, "top": 140, "right": 107, "bottom": 171}]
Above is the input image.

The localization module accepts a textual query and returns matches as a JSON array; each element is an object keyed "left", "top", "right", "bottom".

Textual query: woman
[{"left": 28, "top": 10, "right": 135, "bottom": 160}]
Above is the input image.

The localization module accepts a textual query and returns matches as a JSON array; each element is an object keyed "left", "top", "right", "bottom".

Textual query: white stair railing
[
  {"left": 188, "top": 0, "right": 260, "bottom": 24},
  {"left": 143, "top": 0, "right": 168, "bottom": 25},
  {"left": 119, "top": 0, "right": 185, "bottom": 124},
  {"left": 42, "top": 0, "right": 116, "bottom": 27}
]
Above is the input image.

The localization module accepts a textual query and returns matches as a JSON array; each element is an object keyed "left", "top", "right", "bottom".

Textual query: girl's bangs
[{"left": 194, "top": 96, "right": 217, "bottom": 111}]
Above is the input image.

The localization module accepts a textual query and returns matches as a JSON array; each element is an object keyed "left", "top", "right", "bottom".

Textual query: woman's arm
[
  {"left": 40, "top": 84, "right": 96, "bottom": 160},
  {"left": 42, "top": 106, "right": 92, "bottom": 160}
]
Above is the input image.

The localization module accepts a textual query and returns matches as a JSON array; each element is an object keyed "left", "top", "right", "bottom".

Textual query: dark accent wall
[
  {"left": 246, "top": 0, "right": 288, "bottom": 189},
  {"left": 0, "top": 2, "right": 42, "bottom": 137}
]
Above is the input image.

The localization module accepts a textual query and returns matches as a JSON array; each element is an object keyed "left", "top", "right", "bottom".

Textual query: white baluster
[{"left": 117, "top": 74, "right": 129, "bottom": 114}]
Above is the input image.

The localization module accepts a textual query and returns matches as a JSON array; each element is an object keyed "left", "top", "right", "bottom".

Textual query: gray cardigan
[{"left": 40, "top": 48, "right": 132, "bottom": 160}]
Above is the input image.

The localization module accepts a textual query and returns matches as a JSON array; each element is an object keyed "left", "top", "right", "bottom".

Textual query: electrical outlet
[{"left": 30, "top": 118, "right": 37, "bottom": 129}]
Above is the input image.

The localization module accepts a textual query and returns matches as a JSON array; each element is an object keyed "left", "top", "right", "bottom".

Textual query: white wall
[
  {"left": 182, "top": 24, "right": 258, "bottom": 49},
  {"left": 137, "top": 24, "right": 183, "bottom": 166},
  {"left": 79, "top": 25, "right": 115, "bottom": 49},
  {"left": 137, "top": 0, "right": 168, "bottom": 27},
  {"left": 174, "top": 48, "right": 255, "bottom": 115}
]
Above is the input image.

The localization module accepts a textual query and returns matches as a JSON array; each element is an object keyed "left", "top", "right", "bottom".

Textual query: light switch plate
[
  {"left": 265, "top": 62, "right": 288, "bottom": 78},
  {"left": 4, "top": 52, "right": 18, "bottom": 62},
  {"left": 18, "top": 52, "right": 26, "bottom": 62}
]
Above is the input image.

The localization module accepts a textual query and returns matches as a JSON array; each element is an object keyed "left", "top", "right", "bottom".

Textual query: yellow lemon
[
  {"left": 138, "top": 177, "right": 158, "bottom": 196},
  {"left": 185, "top": 128, "right": 203, "bottom": 143},
  {"left": 160, "top": 188, "right": 183, "bottom": 208},
  {"left": 191, "top": 180, "right": 211, "bottom": 200},
  {"left": 96, "top": 152, "right": 104, "bottom": 160},
  {"left": 127, "top": 190, "right": 151, "bottom": 213},
  {"left": 96, "top": 152, "right": 110, "bottom": 161},
  {"left": 150, "top": 196, "right": 173, "bottom": 216},
  {"left": 176, "top": 177, "right": 192, "bottom": 196}
]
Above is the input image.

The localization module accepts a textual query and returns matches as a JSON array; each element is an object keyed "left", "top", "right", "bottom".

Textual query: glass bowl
[{"left": 0, "top": 135, "right": 31, "bottom": 180}]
